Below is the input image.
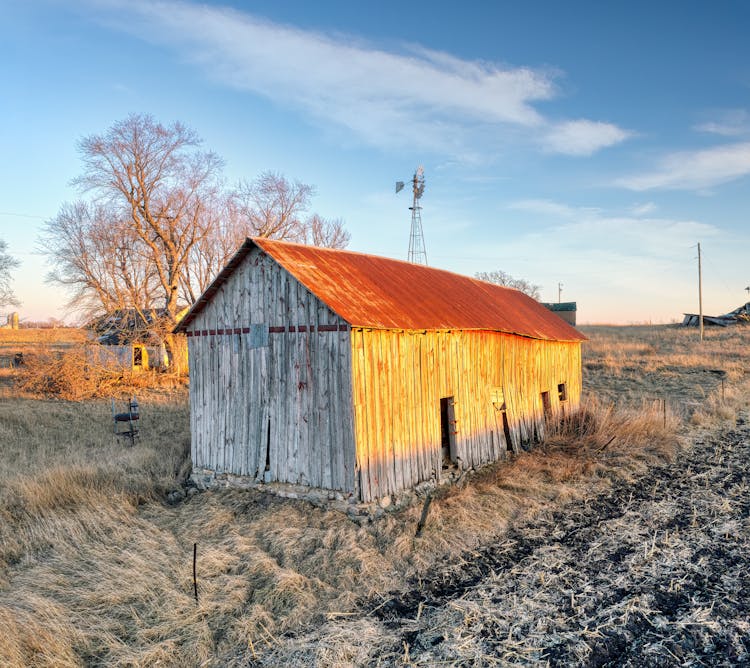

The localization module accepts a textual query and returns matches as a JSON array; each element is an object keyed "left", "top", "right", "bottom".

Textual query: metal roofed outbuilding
[{"left": 176, "top": 238, "right": 587, "bottom": 502}]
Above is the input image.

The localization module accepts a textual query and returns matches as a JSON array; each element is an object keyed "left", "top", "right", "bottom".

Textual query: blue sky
[{"left": 2, "top": 0, "right": 749, "bottom": 324}]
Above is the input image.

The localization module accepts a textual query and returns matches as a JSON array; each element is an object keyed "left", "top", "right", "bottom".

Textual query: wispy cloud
[
  {"left": 542, "top": 120, "right": 631, "bottom": 156},
  {"left": 616, "top": 142, "right": 750, "bottom": 191},
  {"left": 464, "top": 199, "right": 722, "bottom": 322},
  {"left": 553, "top": 215, "right": 717, "bottom": 256},
  {"left": 507, "top": 199, "right": 716, "bottom": 253},
  {"left": 694, "top": 109, "right": 750, "bottom": 137},
  {"left": 110, "top": 82, "right": 134, "bottom": 95},
  {"left": 630, "top": 202, "right": 657, "bottom": 216},
  {"left": 508, "top": 199, "right": 579, "bottom": 218},
  {"left": 90, "top": 0, "right": 629, "bottom": 157}
]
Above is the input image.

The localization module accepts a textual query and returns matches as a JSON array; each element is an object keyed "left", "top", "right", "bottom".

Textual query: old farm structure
[
  {"left": 89, "top": 307, "right": 190, "bottom": 372},
  {"left": 175, "top": 238, "right": 586, "bottom": 502},
  {"left": 682, "top": 302, "right": 750, "bottom": 327},
  {"left": 542, "top": 301, "right": 578, "bottom": 326}
]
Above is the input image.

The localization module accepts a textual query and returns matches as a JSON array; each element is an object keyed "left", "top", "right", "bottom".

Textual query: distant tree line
[
  {"left": 19, "top": 318, "right": 71, "bottom": 329},
  {"left": 475, "top": 270, "right": 541, "bottom": 300},
  {"left": 41, "top": 114, "right": 350, "bottom": 354}
]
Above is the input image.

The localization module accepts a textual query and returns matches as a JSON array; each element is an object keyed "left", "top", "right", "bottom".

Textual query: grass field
[{"left": 0, "top": 324, "right": 748, "bottom": 666}]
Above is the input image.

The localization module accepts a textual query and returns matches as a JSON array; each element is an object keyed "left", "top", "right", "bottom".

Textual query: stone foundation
[{"left": 189, "top": 466, "right": 467, "bottom": 523}]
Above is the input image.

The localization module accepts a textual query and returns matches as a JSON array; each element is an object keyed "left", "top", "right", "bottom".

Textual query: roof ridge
[{"left": 176, "top": 237, "right": 586, "bottom": 342}]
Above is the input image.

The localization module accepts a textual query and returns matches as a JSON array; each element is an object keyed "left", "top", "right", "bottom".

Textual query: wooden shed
[{"left": 175, "top": 238, "right": 586, "bottom": 502}]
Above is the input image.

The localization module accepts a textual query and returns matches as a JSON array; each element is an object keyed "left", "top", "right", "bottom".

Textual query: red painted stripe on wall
[{"left": 187, "top": 324, "right": 350, "bottom": 336}]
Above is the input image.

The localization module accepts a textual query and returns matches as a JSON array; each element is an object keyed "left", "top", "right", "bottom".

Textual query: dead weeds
[
  {"left": 0, "top": 324, "right": 748, "bottom": 666},
  {"left": 342, "top": 416, "right": 750, "bottom": 667}
]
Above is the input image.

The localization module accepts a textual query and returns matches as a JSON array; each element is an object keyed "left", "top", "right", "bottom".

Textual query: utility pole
[
  {"left": 698, "top": 242, "right": 704, "bottom": 342},
  {"left": 558, "top": 282, "right": 563, "bottom": 304}
]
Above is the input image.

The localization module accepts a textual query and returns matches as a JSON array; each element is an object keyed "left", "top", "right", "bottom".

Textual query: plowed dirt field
[
  {"left": 370, "top": 418, "right": 750, "bottom": 665},
  {"left": 260, "top": 416, "right": 750, "bottom": 666}
]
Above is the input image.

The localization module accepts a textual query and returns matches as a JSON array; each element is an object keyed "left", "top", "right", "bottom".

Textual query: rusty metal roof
[{"left": 176, "top": 237, "right": 586, "bottom": 342}]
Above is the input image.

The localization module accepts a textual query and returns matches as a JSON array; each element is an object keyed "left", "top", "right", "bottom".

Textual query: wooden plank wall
[
  {"left": 186, "top": 248, "right": 356, "bottom": 493},
  {"left": 351, "top": 329, "right": 582, "bottom": 501},
  {"left": 185, "top": 244, "right": 582, "bottom": 502}
]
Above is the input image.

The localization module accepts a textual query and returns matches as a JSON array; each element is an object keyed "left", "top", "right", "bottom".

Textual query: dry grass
[
  {"left": 581, "top": 324, "right": 750, "bottom": 413},
  {"left": 0, "top": 327, "right": 88, "bottom": 347},
  {"left": 0, "top": 324, "right": 748, "bottom": 666}
]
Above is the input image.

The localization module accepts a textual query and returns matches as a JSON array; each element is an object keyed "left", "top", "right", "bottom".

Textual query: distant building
[
  {"left": 682, "top": 302, "right": 750, "bottom": 327},
  {"left": 87, "top": 307, "right": 188, "bottom": 371},
  {"left": 0, "top": 312, "right": 19, "bottom": 329},
  {"left": 175, "top": 238, "right": 586, "bottom": 502},
  {"left": 541, "top": 302, "right": 577, "bottom": 326}
]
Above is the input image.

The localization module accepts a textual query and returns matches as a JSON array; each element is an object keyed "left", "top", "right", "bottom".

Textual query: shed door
[
  {"left": 491, "top": 387, "right": 516, "bottom": 453},
  {"left": 440, "top": 396, "right": 457, "bottom": 465}
]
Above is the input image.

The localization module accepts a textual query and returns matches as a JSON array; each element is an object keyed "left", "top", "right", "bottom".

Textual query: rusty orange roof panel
[{"left": 176, "top": 237, "right": 586, "bottom": 342}]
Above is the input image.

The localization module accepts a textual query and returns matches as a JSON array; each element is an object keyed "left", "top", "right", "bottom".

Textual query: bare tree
[
  {"left": 181, "top": 193, "right": 241, "bottom": 305},
  {"left": 43, "top": 201, "right": 157, "bottom": 319},
  {"left": 44, "top": 114, "right": 223, "bottom": 343},
  {"left": 475, "top": 269, "right": 541, "bottom": 300},
  {"left": 181, "top": 173, "right": 351, "bottom": 301},
  {"left": 229, "top": 171, "right": 350, "bottom": 249},
  {"left": 42, "top": 115, "right": 350, "bottom": 355},
  {"left": 0, "top": 239, "right": 20, "bottom": 307},
  {"left": 301, "top": 214, "right": 351, "bottom": 249},
  {"left": 231, "top": 171, "right": 313, "bottom": 241},
  {"left": 73, "top": 114, "right": 223, "bottom": 325}
]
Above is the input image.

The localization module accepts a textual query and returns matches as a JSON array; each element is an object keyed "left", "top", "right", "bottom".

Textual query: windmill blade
[
  {"left": 413, "top": 166, "right": 425, "bottom": 199},
  {"left": 395, "top": 181, "right": 405, "bottom": 193}
]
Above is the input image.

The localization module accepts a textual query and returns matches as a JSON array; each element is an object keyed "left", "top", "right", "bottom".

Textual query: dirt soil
[
  {"left": 257, "top": 415, "right": 750, "bottom": 666},
  {"left": 365, "top": 416, "right": 750, "bottom": 666}
]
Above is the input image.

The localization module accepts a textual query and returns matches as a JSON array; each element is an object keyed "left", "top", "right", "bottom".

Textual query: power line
[
  {"left": 700, "top": 245, "right": 738, "bottom": 297},
  {"left": 0, "top": 211, "right": 46, "bottom": 220}
]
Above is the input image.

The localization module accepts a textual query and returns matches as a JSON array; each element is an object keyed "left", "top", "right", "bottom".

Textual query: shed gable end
[
  {"left": 185, "top": 246, "right": 356, "bottom": 494},
  {"left": 186, "top": 247, "right": 343, "bottom": 334}
]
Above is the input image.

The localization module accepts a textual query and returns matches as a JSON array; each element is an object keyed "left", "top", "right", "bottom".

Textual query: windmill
[{"left": 396, "top": 166, "right": 427, "bottom": 264}]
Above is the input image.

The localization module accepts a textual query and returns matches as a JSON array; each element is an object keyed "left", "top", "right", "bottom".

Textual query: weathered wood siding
[
  {"left": 351, "top": 329, "right": 582, "bottom": 501},
  {"left": 186, "top": 247, "right": 355, "bottom": 492},
  {"left": 184, "top": 244, "right": 582, "bottom": 502}
]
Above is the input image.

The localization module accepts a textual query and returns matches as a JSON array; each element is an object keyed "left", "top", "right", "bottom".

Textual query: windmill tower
[{"left": 396, "top": 166, "right": 427, "bottom": 265}]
